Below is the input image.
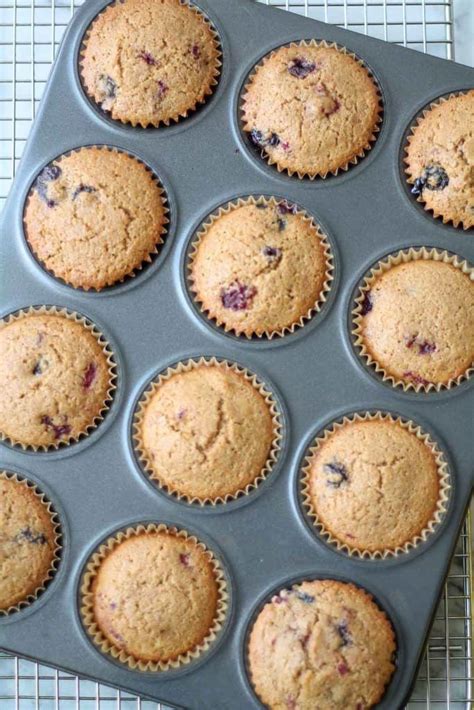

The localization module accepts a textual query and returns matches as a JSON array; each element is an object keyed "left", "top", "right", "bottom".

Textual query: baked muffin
[
  {"left": 0, "top": 310, "right": 114, "bottom": 449},
  {"left": 81, "top": 0, "right": 221, "bottom": 127},
  {"left": 248, "top": 579, "right": 396, "bottom": 710},
  {"left": 242, "top": 42, "right": 381, "bottom": 178},
  {"left": 189, "top": 198, "right": 331, "bottom": 337},
  {"left": 405, "top": 91, "right": 474, "bottom": 229},
  {"left": 303, "top": 415, "right": 447, "bottom": 555},
  {"left": 135, "top": 360, "right": 278, "bottom": 502},
  {"left": 0, "top": 474, "right": 59, "bottom": 612},
  {"left": 354, "top": 252, "right": 474, "bottom": 389},
  {"left": 24, "top": 148, "right": 167, "bottom": 290},
  {"left": 85, "top": 527, "right": 224, "bottom": 666}
]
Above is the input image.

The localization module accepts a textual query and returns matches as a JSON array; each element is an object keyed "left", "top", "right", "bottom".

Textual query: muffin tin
[{"left": 0, "top": 0, "right": 473, "bottom": 707}]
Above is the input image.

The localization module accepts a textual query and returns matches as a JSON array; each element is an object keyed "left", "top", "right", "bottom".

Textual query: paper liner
[
  {"left": 245, "top": 578, "right": 397, "bottom": 709},
  {"left": 79, "top": 0, "right": 222, "bottom": 129},
  {"left": 133, "top": 357, "right": 283, "bottom": 505},
  {"left": 187, "top": 196, "right": 334, "bottom": 338},
  {"left": 300, "top": 411, "right": 451, "bottom": 559},
  {"left": 352, "top": 247, "right": 474, "bottom": 392},
  {"left": 404, "top": 90, "right": 473, "bottom": 231},
  {"left": 0, "top": 306, "right": 117, "bottom": 451},
  {"left": 23, "top": 145, "right": 170, "bottom": 291},
  {"left": 0, "top": 470, "right": 62, "bottom": 615},
  {"left": 80, "top": 523, "right": 228, "bottom": 671},
  {"left": 240, "top": 40, "right": 383, "bottom": 180}
]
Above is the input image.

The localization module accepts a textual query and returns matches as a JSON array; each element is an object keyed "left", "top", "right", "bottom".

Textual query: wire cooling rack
[{"left": 0, "top": 1, "right": 471, "bottom": 708}]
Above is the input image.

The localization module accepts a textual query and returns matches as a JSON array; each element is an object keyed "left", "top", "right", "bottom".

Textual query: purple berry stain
[
  {"left": 337, "top": 661, "right": 349, "bottom": 676},
  {"left": 220, "top": 281, "right": 257, "bottom": 311},
  {"left": 82, "top": 362, "right": 97, "bottom": 390},
  {"left": 324, "top": 461, "right": 349, "bottom": 488},
  {"left": 403, "top": 371, "right": 430, "bottom": 386},
  {"left": 276, "top": 200, "right": 297, "bottom": 215},
  {"left": 179, "top": 553, "right": 190, "bottom": 567},
  {"left": 249, "top": 129, "right": 281, "bottom": 150},
  {"left": 411, "top": 164, "right": 449, "bottom": 196},
  {"left": 32, "top": 356, "right": 48, "bottom": 376},
  {"left": 405, "top": 334, "right": 436, "bottom": 355},
  {"left": 360, "top": 291, "right": 373, "bottom": 316},
  {"left": 157, "top": 80, "right": 168, "bottom": 99},
  {"left": 288, "top": 57, "right": 317, "bottom": 79},
  {"left": 191, "top": 44, "right": 201, "bottom": 59},
  {"left": 137, "top": 50, "right": 157, "bottom": 66},
  {"left": 262, "top": 245, "right": 282, "bottom": 263},
  {"left": 72, "top": 184, "right": 97, "bottom": 201},
  {"left": 296, "top": 591, "right": 315, "bottom": 604},
  {"left": 35, "top": 164, "right": 62, "bottom": 207},
  {"left": 15, "top": 527, "right": 47, "bottom": 544},
  {"left": 41, "top": 415, "right": 72, "bottom": 440},
  {"left": 176, "top": 408, "right": 187, "bottom": 421},
  {"left": 336, "top": 621, "right": 352, "bottom": 646}
]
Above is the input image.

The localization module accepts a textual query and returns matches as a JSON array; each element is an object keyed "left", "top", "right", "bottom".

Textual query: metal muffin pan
[{"left": 0, "top": 0, "right": 473, "bottom": 707}]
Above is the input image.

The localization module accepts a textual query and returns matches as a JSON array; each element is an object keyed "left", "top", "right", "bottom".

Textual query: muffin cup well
[
  {"left": 300, "top": 411, "right": 451, "bottom": 560},
  {"left": 78, "top": 0, "right": 222, "bottom": 129},
  {"left": 133, "top": 357, "right": 283, "bottom": 505},
  {"left": 23, "top": 145, "right": 170, "bottom": 291},
  {"left": 404, "top": 91, "right": 473, "bottom": 231},
  {"left": 240, "top": 39, "right": 383, "bottom": 180},
  {"left": 0, "top": 306, "right": 117, "bottom": 451},
  {"left": 352, "top": 247, "right": 474, "bottom": 393},
  {"left": 187, "top": 195, "right": 334, "bottom": 339},
  {"left": 0, "top": 470, "right": 62, "bottom": 616},
  {"left": 79, "top": 522, "right": 228, "bottom": 671}
]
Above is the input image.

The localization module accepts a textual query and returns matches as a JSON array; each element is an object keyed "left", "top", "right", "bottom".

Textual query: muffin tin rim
[
  {"left": 179, "top": 190, "right": 341, "bottom": 349},
  {"left": 0, "top": 465, "right": 69, "bottom": 624},
  {"left": 127, "top": 352, "right": 290, "bottom": 512},
  {"left": 233, "top": 36, "right": 387, "bottom": 186},
  {"left": 73, "top": 516, "right": 235, "bottom": 678},
  {"left": 73, "top": 0, "right": 227, "bottom": 134},
  {"left": 345, "top": 243, "right": 474, "bottom": 399},
  {"left": 19, "top": 142, "right": 177, "bottom": 297},
  {"left": 398, "top": 87, "right": 474, "bottom": 232},
  {"left": 238, "top": 570, "right": 405, "bottom": 710},
  {"left": 0, "top": 303, "right": 123, "bottom": 457},
  {"left": 293, "top": 406, "right": 454, "bottom": 565}
]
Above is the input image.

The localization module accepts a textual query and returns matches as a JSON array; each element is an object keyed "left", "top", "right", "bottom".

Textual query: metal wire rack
[{"left": 0, "top": 0, "right": 471, "bottom": 708}]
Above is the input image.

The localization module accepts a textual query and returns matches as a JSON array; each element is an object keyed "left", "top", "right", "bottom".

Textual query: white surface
[{"left": 453, "top": 0, "right": 474, "bottom": 65}]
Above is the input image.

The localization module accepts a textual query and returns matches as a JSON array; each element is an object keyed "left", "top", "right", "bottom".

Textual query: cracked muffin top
[
  {"left": 248, "top": 579, "right": 396, "bottom": 710},
  {"left": 242, "top": 43, "right": 381, "bottom": 177},
  {"left": 305, "top": 418, "right": 442, "bottom": 553},
  {"left": 357, "top": 258, "right": 474, "bottom": 388},
  {"left": 0, "top": 475, "right": 57, "bottom": 611},
  {"left": 136, "top": 363, "right": 276, "bottom": 501},
  {"left": 80, "top": 0, "right": 220, "bottom": 127},
  {"left": 24, "top": 147, "right": 167, "bottom": 290},
  {"left": 90, "top": 529, "right": 220, "bottom": 663},
  {"left": 190, "top": 200, "right": 330, "bottom": 337},
  {"left": 405, "top": 91, "right": 474, "bottom": 229},
  {"left": 0, "top": 312, "right": 112, "bottom": 449}
]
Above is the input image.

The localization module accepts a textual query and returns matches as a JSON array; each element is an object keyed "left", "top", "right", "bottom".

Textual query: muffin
[
  {"left": 405, "top": 91, "right": 474, "bottom": 229},
  {"left": 134, "top": 359, "right": 280, "bottom": 503},
  {"left": 24, "top": 147, "right": 168, "bottom": 290},
  {"left": 189, "top": 198, "right": 332, "bottom": 337},
  {"left": 353, "top": 251, "right": 474, "bottom": 390},
  {"left": 80, "top": 0, "right": 221, "bottom": 127},
  {"left": 0, "top": 473, "right": 59, "bottom": 612},
  {"left": 248, "top": 579, "right": 396, "bottom": 710},
  {"left": 82, "top": 525, "right": 226, "bottom": 669},
  {"left": 0, "top": 309, "right": 115, "bottom": 449},
  {"left": 302, "top": 414, "right": 449, "bottom": 556},
  {"left": 242, "top": 41, "right": 381, "bottom": 178}
]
